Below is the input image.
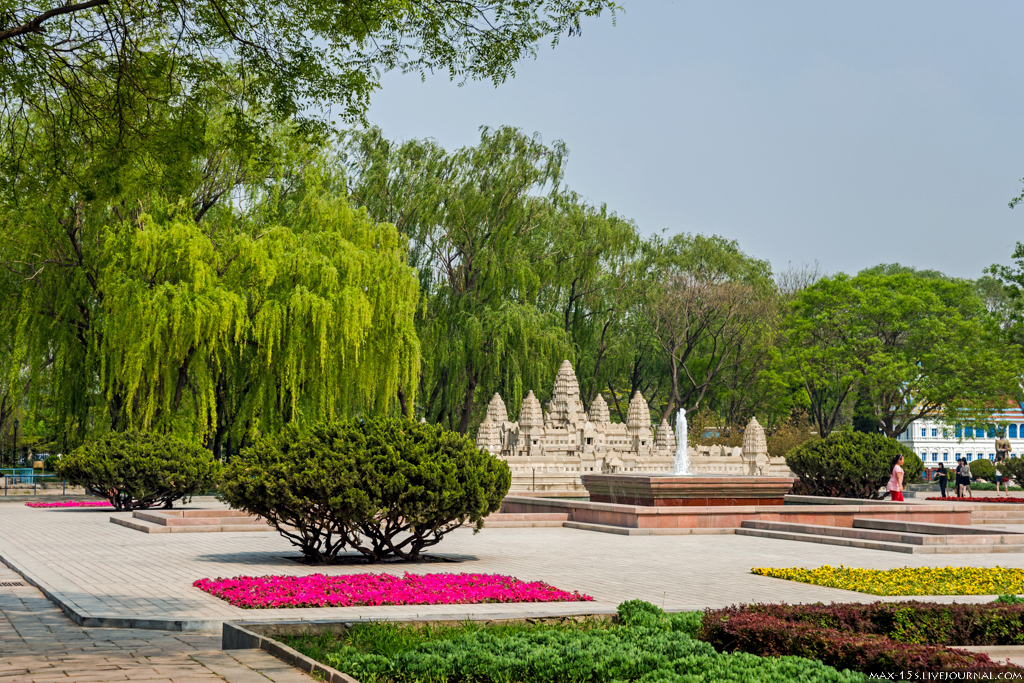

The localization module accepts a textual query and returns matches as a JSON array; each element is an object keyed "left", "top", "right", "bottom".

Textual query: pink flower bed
[
  {"left": 193, "top": 572, "right": 593, "bottom": 609},
  {"left": 25, "top": 500, "right": 112, "bottom": 508}
]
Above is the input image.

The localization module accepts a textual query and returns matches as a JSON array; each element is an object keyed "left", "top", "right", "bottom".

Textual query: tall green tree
[
  {"left": 1, "top": 89, "right": 420, "bottom": 453},
  {"left": 641, "top": 233, "right": 776, "bottom": 424},
  {"left": 343, "top": 126, "right": 572, "bottom": 432},
  {"left": 784, "top": 268, "right": 1018, "bottom": 439}
]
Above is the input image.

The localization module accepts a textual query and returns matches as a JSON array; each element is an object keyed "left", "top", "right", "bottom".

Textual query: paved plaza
[
  {"left": 0, "top": 563, "right": 314, "bottom": 683},
  {"left": 0, "top": 497, "right": 1017, "bottom": 633}
]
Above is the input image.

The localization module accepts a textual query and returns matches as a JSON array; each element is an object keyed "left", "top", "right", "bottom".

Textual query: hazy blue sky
[{"left": 363, "top": 1, "right": 1024, "bottom": 280}]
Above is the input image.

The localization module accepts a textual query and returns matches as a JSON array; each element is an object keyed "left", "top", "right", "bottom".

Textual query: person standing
[
  {"left": 957, "top": 458, "right": 973, "bottom": 499},
  {"left": 995, "top": 435, "right": 1012, "bottom": 494},
  {"left": 936, "top": 462, "right": 948, "bottom": 499},
  {"left": 887, "top": 454, "right": 905, "bottom": 502}
]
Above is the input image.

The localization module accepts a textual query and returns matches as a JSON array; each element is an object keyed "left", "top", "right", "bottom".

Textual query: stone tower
[
  {"left": 626, "top": 391, "right": 651, "bottom": 430},
  {"left": 742, "top": 416, "right": 769, "bottom": 475},
  {"left": 547, "top": 360, "right": 586, "bottom": 427},
  {"left": 655, "top": 418, "right": 676, "bottom": 453},
  {"left": 486, "top": 393, "right": 508, "bottom": 424},
  {"left": 589, "top": 394, "right": 611, "bottom": 425}
]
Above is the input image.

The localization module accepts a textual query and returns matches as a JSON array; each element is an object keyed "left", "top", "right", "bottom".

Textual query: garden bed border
[{"left": 222, "top": 613, "right": 620, "bottom": 681}]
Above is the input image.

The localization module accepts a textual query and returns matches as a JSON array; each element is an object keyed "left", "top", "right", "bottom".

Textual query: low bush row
[
  {"left": 283, "top": 600, "right": 867, "bottom": 683},
  {"left": 704, "top": 600, "right": 1024, "bottom": 646},
  {"left": 699, "top": 607, "right": 1014, "bottom": 676}
]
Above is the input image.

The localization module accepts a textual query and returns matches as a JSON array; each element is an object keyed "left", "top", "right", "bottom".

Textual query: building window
[
  {"left": 965, "top": 427, "right": 973, "bottom": 438},
  {"left": 990, "top": 453, "right": 996, "bottom": 460},
  {"left": 921, "top": 428, "right": 927, "bottom": 437},
  {"left": 931, "top": 428, "right": 938, "bottom": 437},
  {"left": 1011, "top": 425, "right": 1019, "bottom": 439},
  {"left": 932, "top": 453, "right": 938, "bottom": 462},
  {"left": 955, "top": 425, "right": 962, "bottom": 438},
  {"left": 988, "top": 425, "right": 996, "bottom": 438},
  {"left": 943, "top": 452, "right": 949, "bottom": 461},
  {"left": 955, "top": 453, "right": 962, "bottom": 462},
  {"left": 966, "top": 453, "right": 973, "bottom": 461}
]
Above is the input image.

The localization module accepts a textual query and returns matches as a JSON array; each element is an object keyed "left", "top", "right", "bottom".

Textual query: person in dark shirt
[{"left": 935, "top": 462, "right": 948, "bottom": 499}]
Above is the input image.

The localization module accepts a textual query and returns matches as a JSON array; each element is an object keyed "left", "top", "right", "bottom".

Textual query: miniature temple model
[{"left": 477, "top": 360, "right": 792, "bottom": 491}]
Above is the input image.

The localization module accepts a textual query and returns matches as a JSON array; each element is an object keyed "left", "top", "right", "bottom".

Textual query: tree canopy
[{"left": 784, "top": 269, "right": 1019, "bottom": 438}]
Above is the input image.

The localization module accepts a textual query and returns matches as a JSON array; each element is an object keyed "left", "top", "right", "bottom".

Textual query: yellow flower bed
[{"left": 751, "top": 565, "right": 1024, "bottom": 596}]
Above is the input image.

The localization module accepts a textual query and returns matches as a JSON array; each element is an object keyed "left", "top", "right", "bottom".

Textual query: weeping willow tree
[
  {"left": 343, "top": 126, "right": 573, "bottom": 432},
  {"left": 1, "top": 79, "right": 420, "bottom": 453}
]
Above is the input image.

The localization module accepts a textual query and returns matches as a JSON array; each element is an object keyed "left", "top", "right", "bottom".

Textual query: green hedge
[
  {"left": 785, "top": 431, "right": 923, "bottom": 499},
  {"left": 219, "top": 417, "right": 511, "bottom": 563},
  {"left": 283, "top": 600, "right": 866, "bottom": 683},
  {"left": 54, "top": 431, "right": 220, "bottom": 511}
]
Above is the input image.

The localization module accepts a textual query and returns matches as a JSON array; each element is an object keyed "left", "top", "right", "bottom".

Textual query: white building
[{"left": 900, "top": 403, "right": 1024, "bottom": 470}]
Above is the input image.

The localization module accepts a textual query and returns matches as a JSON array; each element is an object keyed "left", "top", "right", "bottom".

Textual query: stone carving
[{"left": 477, "top": 360, "right": 792, "bottom": 491}]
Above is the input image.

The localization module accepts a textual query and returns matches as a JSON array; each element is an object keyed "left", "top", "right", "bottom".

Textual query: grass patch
[
  {"left": 281, "top": 601, "right": 866, "bottom": 683},
  {"left": 752, "top": 565, "right": 1024, "bottom": 596}
]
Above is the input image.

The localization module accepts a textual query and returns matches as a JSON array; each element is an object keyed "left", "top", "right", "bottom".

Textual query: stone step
[
  {"left": 486, "top": 513, "right": 569, "bottom": 522},
  {"left": 744, "top": 520, "right": 1024, "bottom": 547},
  {"left": 481, "top": 512, "right": 568, "bottom": 528},
  {"left": 110, "top": 516, "right": 274, "bottom": 534},
  {"left": 482, "top": 520, "right": 566, "bottom": 528},
  {"left": 736, "top": 526, "right": 928, "bottom": 553},
  {"left": 972, "top": 510, "right": 1024, "bottom": 520},
  {"left": 133, "top": 510, "right": 265, "bottom": 527},
  {"left": 738, "top": 524, "right": 1024, "bottom": 554},
  {"left": 853, "top": 517, "right": 1024, "bottom": 537},
  {"left": 742, "top": 520, "right": 940, "bottom": 545},
  {"left": 564, "top": 521, "right": 737, "bottom": 536}
]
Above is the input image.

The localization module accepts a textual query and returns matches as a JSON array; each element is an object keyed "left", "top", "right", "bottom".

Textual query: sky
[{"left": 361, "top": 1, "right": 1024, "bottom": 281}]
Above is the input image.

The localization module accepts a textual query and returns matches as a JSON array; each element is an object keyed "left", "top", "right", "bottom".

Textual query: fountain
[
  {"left": 672, "top": 408, "right": 691, "bottom": 475},
  {"left": 582, "top": 414, "right": 796, "bottom": 507}
]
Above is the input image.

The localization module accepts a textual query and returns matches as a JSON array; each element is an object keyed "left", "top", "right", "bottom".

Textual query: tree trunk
[{"left": 457, "top": 372, "right": 477, "bottom": 434}]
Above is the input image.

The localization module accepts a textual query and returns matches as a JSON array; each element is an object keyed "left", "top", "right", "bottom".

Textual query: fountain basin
[{"left": 581, "top": 473, "right": 796, "bottom": 507}]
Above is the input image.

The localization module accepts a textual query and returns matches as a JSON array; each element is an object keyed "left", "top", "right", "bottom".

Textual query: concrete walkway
[
  {"left": 1, "top": 498, "right": 1019, "bottom": 632},
  {"left": 0, "top": 565, "right": 314, "bottom": 683}
]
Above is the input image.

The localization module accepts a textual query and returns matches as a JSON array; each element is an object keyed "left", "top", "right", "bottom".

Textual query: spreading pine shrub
[
  {"left": 785, "top": 431, "right": 923, "bottom": 499},
  {"left": 55, "top": 431, "right": 220, "bottom": 511},
  {"left": 970, "top": 458, "right": 996, "bottom": 481},
  {"left": 219, "top": 418, "right": 511, "bottom": 563}
]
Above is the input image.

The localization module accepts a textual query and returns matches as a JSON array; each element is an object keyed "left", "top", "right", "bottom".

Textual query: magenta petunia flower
[
  {"left": 192, "top": 572, "right": 593, "bottom": 609},
  {"left": 25, "top": 501, "right": 112, "bottom": 508}
]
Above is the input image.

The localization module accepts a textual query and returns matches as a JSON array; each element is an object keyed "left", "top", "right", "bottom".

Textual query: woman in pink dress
[{"left": 887, "top": 454, "right": 905, "bottom": 502}]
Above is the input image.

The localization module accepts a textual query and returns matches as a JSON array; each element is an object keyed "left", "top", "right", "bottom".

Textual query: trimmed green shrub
[
  {"left": 998, "top": 456, "right": 1024, "bottom": 486},
  {"left": 284, "top": 600, "right": 867, "bottom": 683},
  {"left": 54, "top": 431, "right": 220, "bottom": 511},
  {"left": 785, "top": 431, "right": 923, "bottom": 499},
  {"left": 219, "top": 417, "right": 511, "bottom": 563},
  {"left": 969, "top": 458, "right": 996, "bottom": 481}
]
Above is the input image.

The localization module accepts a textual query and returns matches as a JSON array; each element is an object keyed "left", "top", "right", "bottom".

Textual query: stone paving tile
[
  {"left": 2, "top": 498, "right": 1021, "bottom": 630},
  {"left": 0, "top": 566, "right": 313, "bottom": 683}
]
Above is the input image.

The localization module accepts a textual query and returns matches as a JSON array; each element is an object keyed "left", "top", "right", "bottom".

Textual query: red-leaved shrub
[{"left": 700, "top": 602, "right": 1024, "bottom": 675}]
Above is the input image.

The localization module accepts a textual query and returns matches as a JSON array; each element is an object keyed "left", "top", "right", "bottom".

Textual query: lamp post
[{"left": 12, "top": 418, "right": 18, "bottom": 468}]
